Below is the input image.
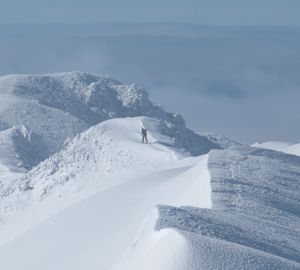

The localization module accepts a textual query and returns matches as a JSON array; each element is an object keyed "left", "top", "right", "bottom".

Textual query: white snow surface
[
  {"left": 0, "top": 140, "right": 211, "bottom": 270},
  {"left": 1, "top": 130, "right": 299, "bottom": 269},
  {"left": 0, "top": 116, "right": 211, "bottom": 240}
]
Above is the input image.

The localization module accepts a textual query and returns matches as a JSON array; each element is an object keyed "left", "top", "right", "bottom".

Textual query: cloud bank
[{"left": 0, "top": 23, "right": 299, "bottom": 143}]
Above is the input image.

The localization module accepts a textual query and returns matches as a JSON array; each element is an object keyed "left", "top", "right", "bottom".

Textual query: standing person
[{"left": 141, "top": 127, "right": 148, "bottom": 143}]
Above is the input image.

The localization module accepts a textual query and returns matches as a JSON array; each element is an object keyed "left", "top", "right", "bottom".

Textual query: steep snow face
[
  {"left": 146, "top": 146, "right": 300, "bottom": 269},
  {"left": 253, "top": 141, "right": 300, "bottom": 156},
  {"left": 0, "top": 72, "right": 219, "bottom": 160}
]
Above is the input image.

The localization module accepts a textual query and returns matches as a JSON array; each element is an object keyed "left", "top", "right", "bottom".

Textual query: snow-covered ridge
[
  {"left": 0, "top": 116, "right": 214, "bottom": 226},
  {"left": 9, "top": 117, "right": 185, "bottom": 200},
  {"left": 2, "top": 71, "right": 297, "bottom": 269},
  {"left": 0, "top": 72, "right": 221, "bottom": 245},
  {"left": 0, "top": 72, "right": 219, "bottom": 163},
  {"left": 0, "top": 132, "right": 212, "bottom": 268}
]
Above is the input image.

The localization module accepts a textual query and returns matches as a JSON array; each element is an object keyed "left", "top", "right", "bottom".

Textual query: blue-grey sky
[{"left": 1, "top": 0, "right": 300, "bottom": 26}]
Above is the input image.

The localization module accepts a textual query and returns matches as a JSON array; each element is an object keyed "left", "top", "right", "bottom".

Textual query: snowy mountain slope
[
  {"left": 2, "top": 144, "right": 299, "bottom": 270},
  {"left": 0, "top": 72, "right": 219, "bottom": 160},
  {"left": 0, "top": 123, "right": 299, "bottom": 269},
  {"left": 0, "top": 154, "right": 211, "bottom": 270},
  {"left": 0, "top": 116, "right": 214, "bottom": 230},
  {"left": 1, "top": 71, "right": 298, "bottom": 269},
  {"left": 253, "top": 141, "right": 300, "bottom": 156},
  {"left": 123, "top": 146, "right": 299, "bottom": 270},
  {"left": 0, "top": 72, "right": 220, "bottom": 250}
]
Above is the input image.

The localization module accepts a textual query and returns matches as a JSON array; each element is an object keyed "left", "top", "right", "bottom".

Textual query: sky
[{"left": 1, "top": 0, "right": 300, "bottom": 27}]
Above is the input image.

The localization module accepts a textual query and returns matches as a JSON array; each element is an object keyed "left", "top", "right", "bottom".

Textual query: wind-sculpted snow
[
  {"left": 0, "top": 151, "right": 211, "bottom": 270},
  {"left": 152, "top": 146, "right": 300, "bottom": 269},
  {"left": 0, "top": 117, "right": 213, "bottom": 223},
  {"left": 0, "top": 72, "right": 219, "bottom": 161}
]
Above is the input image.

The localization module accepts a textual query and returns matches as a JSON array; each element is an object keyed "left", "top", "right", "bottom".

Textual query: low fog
[{"left": 0, "top": 23, "right": 299, "bottom": 143}]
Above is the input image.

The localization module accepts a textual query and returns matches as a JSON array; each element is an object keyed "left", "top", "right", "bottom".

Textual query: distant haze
[
  {"left": 1, "top": 0, "right": 300, "bottom": 27},
  {"left": 0, "top": 23, "right": 299, "bottom": 143}
]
